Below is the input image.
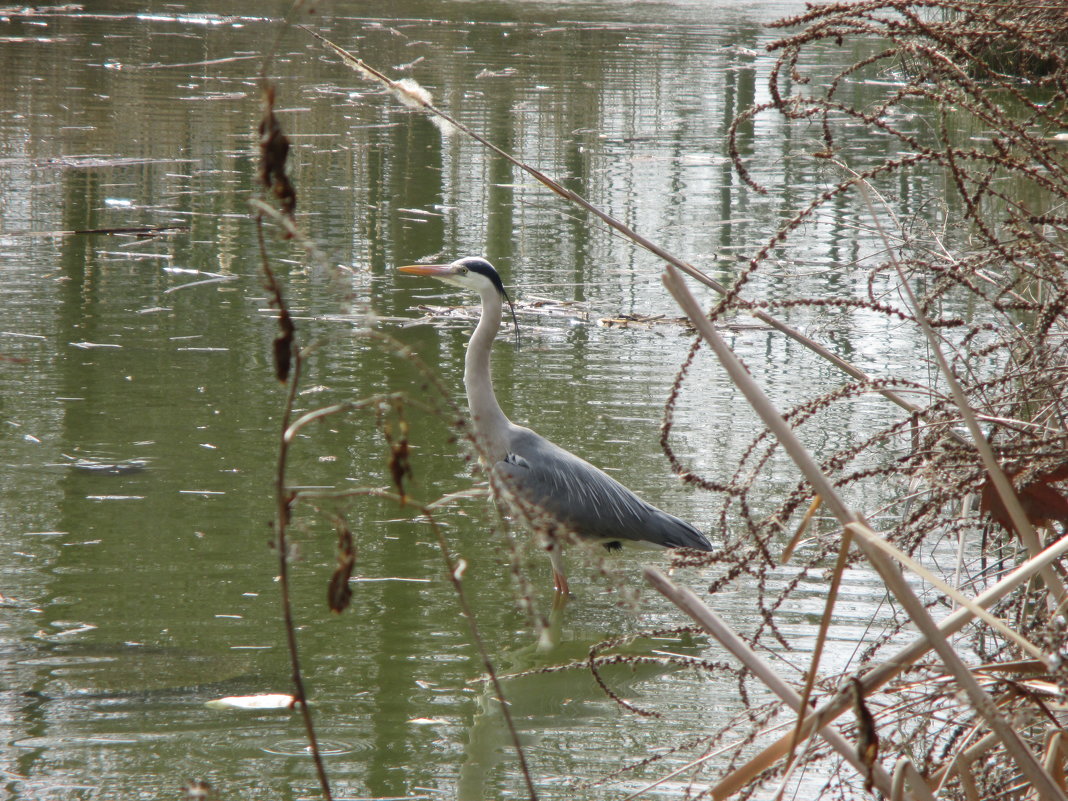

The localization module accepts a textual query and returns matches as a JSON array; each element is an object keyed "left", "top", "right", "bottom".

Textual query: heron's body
[
  {"left": 496, "top": 427, "right": 711, "bottom": 551},
  {"left": 399, "top": 257, "right": 712, "bottom": 595}
]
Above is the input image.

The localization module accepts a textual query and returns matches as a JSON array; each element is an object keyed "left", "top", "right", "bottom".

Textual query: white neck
[
  {"left": 464, "top": 285, "right": 512, "bottom": 461},
  {"left": 463, "top": 284, "right": 512, "bottom": 463}
]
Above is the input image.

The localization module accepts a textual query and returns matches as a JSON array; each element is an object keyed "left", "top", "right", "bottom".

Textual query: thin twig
[
  {"left": 256, "top": 216, "right": 334, "bottom": 801},
  {"left": 281, "top": 465, "right": 539, "bottom": 798},
  {"left": 421, "top": 508, "right": 540, "bottom": 800},
  {"left": 848, "top": 520, "right": 1067, "bottom": 801},
  {"left": 643, "top": 567, "right": 931, "bottom": 801},
  {"left": 877, "top": 206, "right": 1068, "bottom": 603},
  {"left": 713, "top": 534, "right": 1068, "bottom": 799},
  {"left": 787, "top": 533, "right": 852, "bottom": 763}
]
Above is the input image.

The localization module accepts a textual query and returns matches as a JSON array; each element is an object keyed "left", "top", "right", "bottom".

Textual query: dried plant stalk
[{"left": 664, "top": 262, "right": 1067, "bottom": 800}]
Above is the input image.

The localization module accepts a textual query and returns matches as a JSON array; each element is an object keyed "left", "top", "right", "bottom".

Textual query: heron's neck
[{"left": 464, "top": 287, "right": 511, "bottom": 460}]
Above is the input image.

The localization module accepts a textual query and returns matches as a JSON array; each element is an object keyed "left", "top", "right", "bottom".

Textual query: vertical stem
[{"left": 257, "top": 217, "right": 334, "bottom": 801}]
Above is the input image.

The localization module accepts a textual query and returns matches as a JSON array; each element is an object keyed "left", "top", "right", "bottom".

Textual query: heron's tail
[{"left": 656, "top": 512, "right": 713, "bottom": 551}]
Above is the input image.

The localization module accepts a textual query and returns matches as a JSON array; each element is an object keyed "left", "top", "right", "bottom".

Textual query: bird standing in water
[{"left": 398, "top": 257, "right": 712, "bottom": 597}]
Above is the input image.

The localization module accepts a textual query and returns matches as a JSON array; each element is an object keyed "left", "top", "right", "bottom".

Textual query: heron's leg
[
  {"left": 551, "top": 585, "right": 570, "bottom": 610},
  {"left": 547, "top": 539, "right": 570, "bottom": 596}
]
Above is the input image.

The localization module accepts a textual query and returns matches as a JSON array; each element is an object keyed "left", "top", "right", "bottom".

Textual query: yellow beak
[{"left": 397, "top": 264, "right": 453, "bottom": 278}]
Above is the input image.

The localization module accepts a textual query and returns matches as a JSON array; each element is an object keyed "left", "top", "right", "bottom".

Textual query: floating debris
[
  {"left": 598, "top": 312, "right": 690, "bottom": 329},
  {"left": 476, "top": 67, "right": 519, "bottom": 79},
  {"left": 69, "top": 341, "right": 122, "bottom": 350},
  {"left": 59, "top": 454, "right": 151, "bottom": 475},
  {"left": 402, "top": 296, "right": 589, "bottom": 329},
  {"left": 206, "top": 693, "right": 298, "bottom": 711}
]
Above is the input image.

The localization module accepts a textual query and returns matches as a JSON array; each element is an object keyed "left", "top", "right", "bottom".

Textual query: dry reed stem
[
  {"left": 644, "top": 567, "right": 933, "bottom": 801},
  {"left": 689, "top": 5, "right": 1068, "bottom": 790},
  {"left": 778, "top": 494, "right": 822, "bottom": 565},
  {"left": 929, "top": 730, "right": 999, "bottom": 790},
  {"left": 662, "top": 265, "right": 861, "bottom": 526},
  {"left": 846, "top": 522, "right": 1048, "bottom": 663},
  {"left": 786, "top": 531, "right": 852, "bottom": 765},
  {"left": 848, "top": 522, "right": 1067, "bottom": 801},
  {"left": 664, "top": 262, "right": 1068, "bottom": 800},
  {"left": 866, "top": 187, "right": 1068, "bottom": 605},
  {"left": 715, "top": 534, "right": 1068, "bottom": 798},
  {"left": 1044, "top": 731, "right": 1068, "bottom": 792},
  {"left": 893, "top": 759, "right": 932, "bottom": 801}
]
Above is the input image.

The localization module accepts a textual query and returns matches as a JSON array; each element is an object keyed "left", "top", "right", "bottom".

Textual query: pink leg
[
  {"left": 548, "top": 541, "right": 570, "bottom": 597},
  {"left": 553, "top": 568, "right": 570, "bottom": 597}
]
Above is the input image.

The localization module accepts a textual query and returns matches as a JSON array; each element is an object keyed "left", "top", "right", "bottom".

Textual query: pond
[{"left": 1, "top": 2, "right": 969, "bottom": 799}]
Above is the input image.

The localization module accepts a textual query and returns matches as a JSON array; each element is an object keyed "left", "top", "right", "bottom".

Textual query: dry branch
[
  {"left": 645, "top": 567, "right": 934, "bottom": 801},
  {"left": 664, "top": 261, "right": 1068, "bottom": 799}
]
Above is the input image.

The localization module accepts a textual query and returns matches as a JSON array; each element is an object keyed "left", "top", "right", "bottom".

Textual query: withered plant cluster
[{"left": 635, "top": 1, "right": 1068, "bottom": 798}]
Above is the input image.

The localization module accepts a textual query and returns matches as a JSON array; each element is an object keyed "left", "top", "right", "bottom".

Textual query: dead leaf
[
  {"left": 980, "top": 462, "right": 1068, "bottom": 537},
  {"left": 384, "top": 403, "right": 413, "bottom": 502},
  {"left": 257, "top": 84, "right": 296, "bottom": 219},
  {"left": 327, "top": 518, "right": 356, "bottom": 614},
  {"left": 851, "top": 677, "right": 879, "bottom": 793}
]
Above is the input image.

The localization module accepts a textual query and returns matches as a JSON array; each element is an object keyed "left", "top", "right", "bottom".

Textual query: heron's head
[
  {"left": 397, "top": 257, "right": 506, "bottom": 298},
  {"left": 398, "top": 256, "right": 521, "bottom": 348}
]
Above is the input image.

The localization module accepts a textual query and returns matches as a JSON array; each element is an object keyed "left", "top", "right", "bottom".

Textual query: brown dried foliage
[
  {"left": 327, "top": 516, "right": 356, "bottom": 614},
  {"left": 382, "top": 400, "right": 414, "bottom": 503},
  {"left": 980, "top": 461, "right": 1068, "bottom": 538},
  {"left": 258, "top": 84, "right": 297, "bottom": 221},
  {"left": 633, "top": 1, "right": 1068, "bottom": 796},
  {"left": 261, "top": 262, "right": 295, "bottom": 384}
]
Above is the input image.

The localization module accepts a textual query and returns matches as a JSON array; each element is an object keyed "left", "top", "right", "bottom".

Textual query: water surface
[{"left": 2, "top": 2, "right": 958, "bottom": 798}]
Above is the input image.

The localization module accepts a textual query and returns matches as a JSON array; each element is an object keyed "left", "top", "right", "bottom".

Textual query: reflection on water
[{"left": 0, "top": 1, "right": 957, "bottom": 798}]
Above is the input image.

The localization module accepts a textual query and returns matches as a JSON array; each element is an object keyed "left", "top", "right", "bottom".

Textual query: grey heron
[{"left": 398, "top": 257, "right": 712, "bottom": 596}]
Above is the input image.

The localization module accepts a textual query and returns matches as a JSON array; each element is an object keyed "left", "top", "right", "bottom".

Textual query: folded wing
[{"left": 494, "top": 426, "right": 712, "bottom": 551}]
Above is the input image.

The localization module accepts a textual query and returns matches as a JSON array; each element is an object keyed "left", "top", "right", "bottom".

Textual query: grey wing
[{"left": 495, "top": 427, "right": 711, "bottom": 551}]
